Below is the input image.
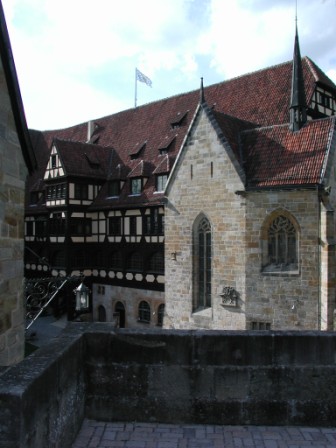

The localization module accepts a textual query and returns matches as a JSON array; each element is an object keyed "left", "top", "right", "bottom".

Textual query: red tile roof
[
  {"left": 54, "top": 139, "right": 113, "bottom": 179},
  {"left": 26, "top": 57, "right": 336, "bottom": 211},
  {"left": 242, "top": 117, "right": 336, "bottom": 188}
]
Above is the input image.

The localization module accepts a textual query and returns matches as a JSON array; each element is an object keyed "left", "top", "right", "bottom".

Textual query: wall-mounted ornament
[{"left": 220, "top": 286, "right": 238, "bottom": 307}]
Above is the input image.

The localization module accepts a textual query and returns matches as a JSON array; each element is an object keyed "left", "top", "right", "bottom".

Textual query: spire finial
[
  {"left": 200, "top": 77, "right": 205, "bottom": 104},
  {"left": 289, "top": 7, "right": 307, "bottom": 132}
]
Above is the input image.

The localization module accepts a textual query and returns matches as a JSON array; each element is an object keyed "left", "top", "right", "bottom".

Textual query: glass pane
[{"left": 197, "top": 218, "right": 211, "bottom": 308}]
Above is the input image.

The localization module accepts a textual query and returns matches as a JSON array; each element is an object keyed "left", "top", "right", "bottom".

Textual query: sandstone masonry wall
[
  {"left": 92, "top": 284, "right": 165, "bottom": 328},
  {"left": 164, "top": 106, "right": 336, "bottom": 331},
  {"left": 0, "top": 58, "right": 27, "bottom": 365},
  {"left": 165, "top": 107, "right": 246, "bottom": 329},
  {"left": 245, "top": 189, "right": 321, "bottom": 330}
]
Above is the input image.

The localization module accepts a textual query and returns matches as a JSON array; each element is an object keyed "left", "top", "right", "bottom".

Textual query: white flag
[{"left": 136, "top": 68, "right": 152, "bottom": 87}]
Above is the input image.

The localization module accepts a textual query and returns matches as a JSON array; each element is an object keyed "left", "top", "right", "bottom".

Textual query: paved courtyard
[{"left": 72, "top": 419, "right": 336, "bottom": 448}]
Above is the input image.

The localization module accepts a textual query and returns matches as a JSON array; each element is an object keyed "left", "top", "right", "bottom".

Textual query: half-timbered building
[{"left": 24, "top": 28, "right": 336, "bottom": 329}]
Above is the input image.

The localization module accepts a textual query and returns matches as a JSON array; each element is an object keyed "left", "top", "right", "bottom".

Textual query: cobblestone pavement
[{"left": 72, "top": 419, "right": 336, "bottom": 448}]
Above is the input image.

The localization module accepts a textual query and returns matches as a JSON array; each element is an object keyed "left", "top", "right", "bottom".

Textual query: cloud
[{"left": 2, "top": 0, "right": 336, "bottom": 129}]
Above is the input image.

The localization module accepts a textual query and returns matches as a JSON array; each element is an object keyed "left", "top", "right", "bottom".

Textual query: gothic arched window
[
  {"left": 263, "top": 213, "right": 298, "bottom": 273},
  {"left": 193, "top": 215, "right": 212, "bottom": 310}
]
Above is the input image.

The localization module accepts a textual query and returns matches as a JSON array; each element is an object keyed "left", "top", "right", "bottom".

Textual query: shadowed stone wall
[
  {"left": 0, "top": 325, "right": 86, "bottom": 448},
  {"left": 85, "top": 327, "right": 336, "bottom": 427},
  {"left": 1, "top": 324, "right": 336, "bottom": 447}
]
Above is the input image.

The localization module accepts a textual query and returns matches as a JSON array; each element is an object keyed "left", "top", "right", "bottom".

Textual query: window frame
[
  {"left": 26, "top": 221, "right": 34, "bottom": 236},
  {"left": 74, "top": 183, "right": 89, "bottom": 200},
  {"left": 156, "top": 174, "right": 168, "bottom": 192},
  {"left": 138, "top": 300, "right": 151, "bottom": 323},
  {"left": 127, "top": 251, "right": 143, "bottom": 272},
  {"left": 110, "top": 251, "right": 123, "bottom": 270},
  {"left": 193, "top": 214, "right": 212, "bottom": 311},
  {"left": 49, "top": 212, "right": 66, "bottom": 235},
  {"left": 47, "top": 183, "right": 67, "bottom": 200},
  {"left": 130, "top": 178, "right": 142, "bottom": 195},
  {"left": 148, "top": 251, "right": 164, "bottom": 274},
  {"left": 143, "top": 208, "right": 164, "bottom": 235},
  {"left": 108, "top": 180, "right": 120, "bottom": 197},
  {"left": 157, "top": 304, "right": 165, "bottom": 326},
  {"left": 261, "top": 211, "right": 299, "bottom": 274},
  {"left": 108, "top": 216, "right": 122, "bottom": 236},
  {"left": 35, "top": 218, "right": 47, "bottom": 237},
  {"left": 70, "top": 217, "right": 92, "bottom": 237},
  {"left": 129, "top": 216, "right": 137, "bottom": 236},
  {"left": 51, "top": 154, "right": 57, "bottom": 168}
]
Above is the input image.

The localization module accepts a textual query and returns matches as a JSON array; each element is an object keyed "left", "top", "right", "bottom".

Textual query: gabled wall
[
  {"left": 164, "top": 107, "right": 246, "bottom": 329},
  {"left": 164, "top": 106, "right": 336, "bottom": 331}
]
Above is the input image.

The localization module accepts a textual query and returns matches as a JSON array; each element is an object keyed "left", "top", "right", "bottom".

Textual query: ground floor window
[
  {"left": 251, "top": 321, "right": 271, "bottom": 330},
  {"left": 138, "top": 300, "right": 150, "bottom": 323},
  {"left": 98, "top": 305, "right": 106, "bottom": 322},
  {"left": 157, "top": 303, "right": 165, "bottom": 326},
  {"left": 114, "top": 301, "right": 126, "bottom": 328}
]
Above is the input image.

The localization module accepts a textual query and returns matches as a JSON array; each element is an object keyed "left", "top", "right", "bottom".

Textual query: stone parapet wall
[
  {"left": 0, "top": 324, "right": 87, "bottom": 448},
  {"left": 2, "top": 325, "right": 336, "bottom": 447},
  {"left": 85, "top": 328, "right": 336, "bottom": 427}
]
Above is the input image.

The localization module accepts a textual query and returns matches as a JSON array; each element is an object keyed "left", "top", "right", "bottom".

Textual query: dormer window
[
  {"left": 108, "top": 180, "right": 120, "bottom": 197},
  {"left": 131, "top": 178, "right": 142, "bottom": 195},
  {"left": 158, "top": 135, "right": 176, "bottom": 155},
  {"left": 156, "top": 174, "right": 168, "bottom": 192},
  {"left": 129, "top": 141, "right": 147, "bottom": 160},
  {"left": 30, "top": 191, "right": 45, "bottom": 205},
  {"left": 170, "top": 111, "right": 188, "bottom": 129},
  {"left": 85, "top": 152, "right": 100, "bottom": 168}
]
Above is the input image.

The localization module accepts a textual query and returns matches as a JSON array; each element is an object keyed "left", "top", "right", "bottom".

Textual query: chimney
[{"left": 87, "top": 121, "right": 95, "bottom": 142}]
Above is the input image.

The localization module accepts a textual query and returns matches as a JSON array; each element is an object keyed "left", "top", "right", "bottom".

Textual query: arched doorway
[
  {"left": 98, "top": 305, "right": 106, "bottom": 322},
  {"left": 114, "top": 301, "right": 126, "bottom": 328}
]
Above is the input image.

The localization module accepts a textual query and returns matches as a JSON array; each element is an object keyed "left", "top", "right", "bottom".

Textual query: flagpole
[{"left": 135, "top": 68, "right": 137, "bottom": 108}]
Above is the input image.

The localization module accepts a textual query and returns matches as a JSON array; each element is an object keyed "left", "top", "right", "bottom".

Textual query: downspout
[{"left": 317, "top": 185, "right": 321, "bottom": 330}]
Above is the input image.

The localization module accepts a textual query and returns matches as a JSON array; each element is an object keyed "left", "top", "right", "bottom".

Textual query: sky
[{"left": 2, "top": 0, "right": 336, "bottom": 131}]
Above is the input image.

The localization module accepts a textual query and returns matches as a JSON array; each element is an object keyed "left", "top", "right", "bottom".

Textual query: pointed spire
[
  {"left": 289, "top": 16, "right": 307, "bottom": 131},
  {"left": 200, "top": 77, "right": 205, "bottom": 104}
]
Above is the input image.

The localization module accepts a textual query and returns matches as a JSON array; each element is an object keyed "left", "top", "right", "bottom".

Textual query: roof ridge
[
  {"left": 41, "top": 60, "right": 298, "bottom": 135},
  {"left": 54, "top": 137, "right": 113, "bottom": 151},
  {"left": 304, "top": 56, "right": 319, "bottom": 83},
  {"left": 241, "top": 116, "right": 336, "bottom": 135}
]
